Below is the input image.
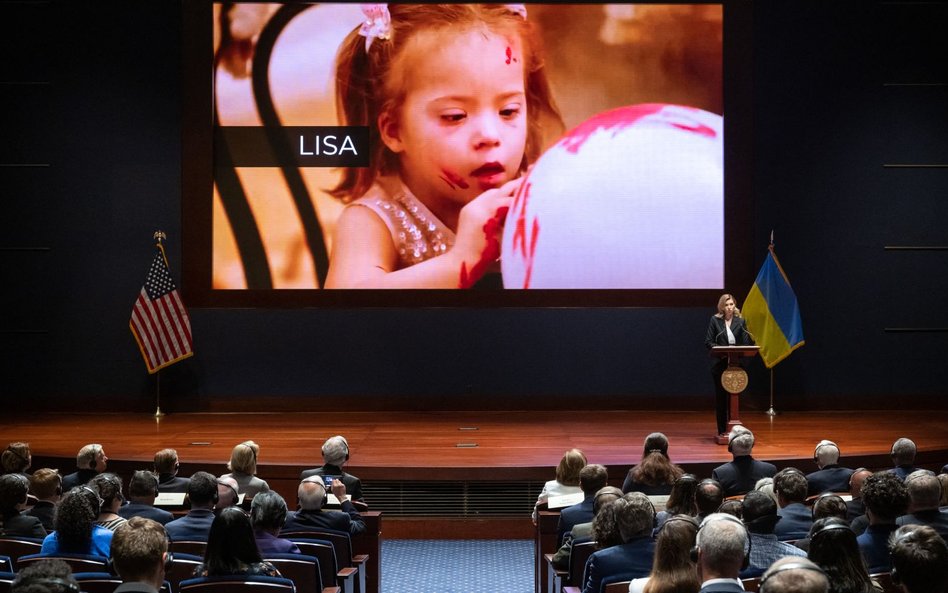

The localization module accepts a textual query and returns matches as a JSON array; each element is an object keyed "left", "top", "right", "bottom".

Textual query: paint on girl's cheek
[
  {"left": 506, "top": 46, "right": 512, "bottom": 65},
  {"left": 440, "top": 169, "right": 470, "bottom": 190}
]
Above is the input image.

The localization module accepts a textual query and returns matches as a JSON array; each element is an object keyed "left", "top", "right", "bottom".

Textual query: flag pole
[
  {"left": 153, "top": 230, "right": 167, "bottom": 419},
  {"left": 765, "top": 368, "right": 777, "bottom": 416}
]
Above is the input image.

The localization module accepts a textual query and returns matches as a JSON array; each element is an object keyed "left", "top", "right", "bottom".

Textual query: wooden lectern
[{"left": 710, "top": 345, "right": 760, "bottom": 444}]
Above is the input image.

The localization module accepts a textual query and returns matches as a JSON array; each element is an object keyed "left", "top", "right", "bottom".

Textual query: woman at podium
[{"left": 705, "top": 294, "right": 755, "bottom": 435}]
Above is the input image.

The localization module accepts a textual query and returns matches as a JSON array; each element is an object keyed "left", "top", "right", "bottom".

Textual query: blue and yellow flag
[{"left": 743, "top": 247, "right": 804, "bottom": 368}]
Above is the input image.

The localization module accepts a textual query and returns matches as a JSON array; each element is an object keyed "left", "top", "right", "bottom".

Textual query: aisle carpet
[{"left": 381, "top": 539, "right": 534, "bottom": 593}]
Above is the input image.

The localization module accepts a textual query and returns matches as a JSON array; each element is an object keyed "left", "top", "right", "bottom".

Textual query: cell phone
[{"left": 322, "top": 475, "right": 339, "bottom": 487}]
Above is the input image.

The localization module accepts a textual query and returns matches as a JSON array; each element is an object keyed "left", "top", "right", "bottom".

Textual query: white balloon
[{"left": 502, "top": 104, "right": 724, "bottom": 289}]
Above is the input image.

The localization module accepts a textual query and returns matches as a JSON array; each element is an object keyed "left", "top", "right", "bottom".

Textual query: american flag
[{"left": 130, "top": 245, "right": 193, "bottom": 373}]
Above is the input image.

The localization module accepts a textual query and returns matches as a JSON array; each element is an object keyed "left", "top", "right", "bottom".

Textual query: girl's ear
[{"left": 378, "top": 110, "right": 404, "bottom": 153}]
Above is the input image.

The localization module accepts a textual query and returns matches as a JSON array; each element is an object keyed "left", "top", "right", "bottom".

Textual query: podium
[{"left": 710, "top": 345, "right": 760, "bottom": 444}]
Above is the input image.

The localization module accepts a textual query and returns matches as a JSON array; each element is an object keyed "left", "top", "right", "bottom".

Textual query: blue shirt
[{"left": 41, "top": 525, "right": 113, "bottom": 557}]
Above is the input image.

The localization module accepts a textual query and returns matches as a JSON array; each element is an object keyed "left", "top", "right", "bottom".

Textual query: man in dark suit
[
  {"left": 695, "top": 513, "right": 748, "bottom": 593},
  {"left": 556, "top": 464, "right": 608, "bottom": 545},
  {"left": 0, "top": 474, "right": 47, "bottom": 538},
  {"left": 111, "top": 517, "right": 170, "bottom": 593},
  {"left": 896, "top": 469, "right": 948, "bottom": 541},
  {"left": 164, "top": 471, "right": 218, "bottom": 541},
  {"left": 695, "top": 479, "right": 725, "bottom": 524},
  {"left": 805, "top": 439, "right": 854, "bottom": 495},
  {"left": 846, "top": 468, "right": 872, "bottom": 521},
  {"left": 154, "top": 448, "right": 190, "bottom": 493},
  {"left": 711, "top": 427, "right": 776, "bottom": 497},
  {"left": 119, "top": 470, "right": 174, "bottom": 525},
  {"left": 25, "top": 467, "right": 61, "bottom": 532},
  {"left": 61, "top": 443, "right": 107, "bottom": 491},
  {"left": 581, "top": 492, "right": 655, "bottom": 593},
  {"left": 757, "top": 557, "right": 829, "bottom": 593},
  {"left": 282, "top": 476, "right": 366, "bottom": 536},
  {"left": 888, "top": 438, "right": 919, "bottom": 480},
  {"left": 300, "top": 435, "right": 364, "bottom": 503},
  {"left": 773, "top": 468, "right": 812, "bottom": 541},
  {"left": 856, "top": 471, "right": 909, "bottom": 573}
]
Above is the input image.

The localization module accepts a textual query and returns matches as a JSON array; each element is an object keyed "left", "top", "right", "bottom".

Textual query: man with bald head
[
  {"left": 847, "top": 468, "right": 873, "bottom": 522},
  {"left": 896, "top": 469, "right": 948, "bottom": 540},
  {"left": 759, "top": 557, "right": 829, "bottom": 593},
  {"left": 282, "top": 476, "right": 365, "bottom": 536},
  {"left": 806, "top": 439, "right": 854, "bottom": 496}
]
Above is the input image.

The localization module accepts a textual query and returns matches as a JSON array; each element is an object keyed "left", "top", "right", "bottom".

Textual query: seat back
[
  {"left": 71, "top": 572, "right": 122, "bottom": 593},
  {"left": 0, "top": 537, "right": 43, "bottom": 565},
  {"left": 286, "top": 539, "right": 337, "bottom": 591},
  {"left": 264, "top": 554, "right": 323, "bottom": 593},
  {"left": 567, "top": 541, "right": 597, "bottom": 586},
  {"left": 284, "top": 530, "right": 352, "bottom": 567},
  {"left": 0, "top": 556, "right": 11, "bottom": 573},
  {"left": 870, "top": 572, "right": 900, "bottom": 593},
  {"left": 170, "top": 540, "right": 208, "bottom": 557},
  {"left": 604, "top": 582, "right": 632, "bottom": 593},
  {"left": 16, "top": 553, "right": 110, "bottom": 573},
  {"left": 179, "top": 575, "right": 297, "bottom": 593},
  {"left": 741, "top": 577, "right": 762, "bottom": 592},
  {"left": 0, "top": 572, "right": 14, "bottom": 593},
  {"left": 167, "top": 552, "right": 205, "bottom": 591}
]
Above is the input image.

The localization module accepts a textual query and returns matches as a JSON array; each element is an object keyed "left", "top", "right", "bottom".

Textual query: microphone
[{"left": 739, "top": 322, "right": 756, "bottom": 344}]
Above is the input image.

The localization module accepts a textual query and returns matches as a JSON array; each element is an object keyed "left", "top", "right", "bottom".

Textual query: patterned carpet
[{"left": 381, "top": 539, "right": 534, "bottom": 593}]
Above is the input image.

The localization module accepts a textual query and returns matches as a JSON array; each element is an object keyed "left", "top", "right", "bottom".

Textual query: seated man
[
  {"left": 154, "top": 448, "right": 190, "bottom": 493},
  {"left": 283, "top": 476, "right": 366, "bottom": 536},
  {"left": 806, "top": 440, "right": 855, "bottom": 495},
  {"left": 695, "top": 478, "right": 724, "bottom": 524},
  {"left": 551, "top": 486, "right": 623, "bottom": 569},
  {"left": 846, "top": 468, "right": 872, "bottom": 522},
  {"left": 888, "top": 438, "right": 919, "bottom": 480},
  {"left": 11, "top": 558, "right": 80, "bottom": 593},
  {"left": 251, "top": 490, "right": 300, "bottom": 555},
  {"left": 25, "top": 468, "right": 62, "bottom": 532},
  {"left": 581, "top": 492, "right": 656, "bottom": 593},
  {"left": 758, "top": 557, "right": 829, "bottom": 593},
  {"left": 119, "top": 470, "right": 174, "bottom": 525},
  {"left": 0, "top": 473, "right": 47, "bottom": 538},
  {"left": 711, "top": 427, "right": 776, "bottom": 497},
  {"left": 888, "top": 524, "right": 948, "bottom": 593},
  {"left": 896, "top": 469, "right": 948, "bottom": 541},
  {"left": 694, "top": 513, "right": 749, "bottom": 593},
  {"left": 774, "top": 467, "right": 812, "bottom": 541},
  {"left": 164, "top": 471, "right": 218, "bottom": 541},
  {"left": 857, "top": 471, "right": 909, "bottom": 573},
  {"left": 557, "top": 464, "right": 608, "bottom": 545},
  {"left": 215, "top": 476, "right": 240, "bottom": 511},
  {"left": 111, "top": 517, "right": 170, "bottom": 593},
  {"left": 740, "top": 490, "right": 805, "bottom": 577},
  {"left": 61, "top": 443, "right": 107, "bottom": 491},
  {"left": 300, "top": 435, "right": 364, "bottom": 503},
  {"left": 794, "top": 494, "right": 848, "bottom": 552}
]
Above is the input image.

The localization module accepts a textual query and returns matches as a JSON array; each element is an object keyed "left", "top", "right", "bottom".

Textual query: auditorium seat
[
  {"left": 16, "top": 552, "right": 110, "bottom": 573},
  {"left": 0, "top": 557, "right": 10, "bottom": 573},
  {"left": 0, "top": 537, "right": 43, "bottom": 565},
  {"left": 604, "top": 582, "right": 632, "bottom": 593},
  {"left": 264, "top": 553, "right": 341, "bottom": 593},
  {"left": 568, "top": 541, "right": 597, "bottom": 589},
  {"left": 170, "top": 540, "right": 208, "bottom": 557},
  {"left": 0, "top": 572, "right": 13, "bottom": 593},
  {"left": 536, "top": 508, "right": 562, "bottom": 593},
  {"left": 741, "top": 577, "right": 762, "bottom": 592},
  {"left": 179, "top": 575, "right": 297, "bottom": 593},
  {"left": 282, "top": 530, "right": 366, "bottom": 593},
  {"left": 166, "top": 552, "right": 204, "bottom": 591},
  {"left": 543, "top": 552, "right": 568, "bottom": 593},
  {"left": 288, "top": 538, "right": 355, "bottom": 593},
  {"left": 870, "top": 572, "right": 899, "bottom": 593}
]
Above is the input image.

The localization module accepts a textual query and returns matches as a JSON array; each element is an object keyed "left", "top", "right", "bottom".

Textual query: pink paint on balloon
[
  {"left": 508, "top": 181, "right": 539, "bottom": 288},
  {"left": 556, "top": 104, "right": 716, "bottom": 155},
  {"left": 458, "top": 206, "right": 510, "bottom": 288}
]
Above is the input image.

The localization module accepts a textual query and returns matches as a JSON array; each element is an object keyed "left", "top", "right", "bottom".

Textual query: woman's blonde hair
[
  {"left": 715, "top": 293, "right": 741, "bottom": 317},
  {"left": 555, "top": 448, "right": 587, "bottom": 486},
  {"left": 331, "top": 4, "right": 563, "bottom": 201},
  {"left": 227, "top": 440, "right": 259, "bottom": 475}
]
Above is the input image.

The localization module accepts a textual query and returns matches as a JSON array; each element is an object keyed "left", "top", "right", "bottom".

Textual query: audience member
[
  {"left": 755, "top": 477, "right": 777, "bottom": 504},
  {"left": 896, "top": 469, "right": 948, "bottom": 540},
  {"left": 938, "top": 472, "right": 948, "bottom": 507},
  {"left": 61, "top": 444, "right": 107, "bottom": 491},
  {"left": 888, "top": 524, "right": 948, "bottom": 593},
  {"left": 11, "top": 558, "right": 80, "bottom": 593},
  {"left": 695, "top": 479, "right": 724, "bottom": 523},
  {"left": 551, "top": 486, "right": 623, "bottom": 569},
  {"left": 759, "top": 557, "right": 829, "bottom": 593},
  {"left": 807, "top": 518, "right": 879, "bottom": 593},
  {"left": 741, "top": 490, "right": 806, "bottom": 577},
  {"left": 582, "top": 492, "right": 656, "bottom": 593},
  {"left": 282, "top": 476, "right": 366, "bottom": 536},
  {"left": 251, "top": 490, "right": 300, "bottom": 555},
  {"left": 711, "top": 427, "right": 777, "bottom": 496},
  {"left": 591, "top": 492, "right": 627, "bottom": 551},
  {"left": 889, "top": 438, "right": 918, "bottom": 480},
  {"left": 622, "top": 433, "right": 684, "bottom": 495},
  {"left": 300, "top": 435, "right": 364, "bottom": 503},
  {"left": 807, "top": 440, "right": 855, "bottom": 495},
  {"left": 0, "top": 473, "right": 47, "bottom": 537},
  {"left": 847, "top": 468, "right": 873, "bottom": 521},
  {"left": 716, "top": 500, "right": 742, "bottom": 519},
  {"left": 856, "top": 471, "right": 910, "bottom": 573},
  {"left": 534, "top": 448, "right": 586, "bottom": 523},
  {"left": 654, "top": 474, "right": 699, "bottom": 531},
  {"left": 221, "top": 441, "right": 270, "bottom": 498},
  {"left": 41, "top": 485, "right": 113, "bottom": 556},
  {"left": 164, "top": 471, "right": 218, "bottom": 541},
  {"left": 216, "top": 476, "right": 240, "bottom": 510},
  {"left": 154, "top": 448, "right": 190, "bottom": 493},
  {"left": 194, "top": 507, "right": 281, "bottom": 577},
  {"left": 557, "top": 464, "right": 609, "bottom": 544},
  {"left": 694, "top": 513, "right": 749, "bottom": 593},
  {"left": 90, "top": 473, "right": 128, "bottom": 531},
  {"left": 795, "top": 494, "right": 848, "bottom": 553},
  {"left": 111, "top": 516, "right": 169, "bottom": 593},
  {"left": 774, "top": 468, "right": 812, "bottom": 541},
  {"left": 26, "top": 468, "right": 62, "bottom": 532},
  {"left": 628, "top": 515, "right": 700, "bottom": 593},
  {"left": 118, "top": 470, "right": 174, "bottom": 525},
  {"left": 2, "top": 442, "right": 32, "bottom": 476}
]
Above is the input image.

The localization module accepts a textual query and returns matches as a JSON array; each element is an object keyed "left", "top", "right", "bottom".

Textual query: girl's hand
[{"left": 451, "top": 177, "right": 523, "bottom": 288}]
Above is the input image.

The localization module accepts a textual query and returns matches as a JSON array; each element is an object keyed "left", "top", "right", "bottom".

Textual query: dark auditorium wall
[{"left": 2, "top": 2, "right": 946, "bottom": 413}]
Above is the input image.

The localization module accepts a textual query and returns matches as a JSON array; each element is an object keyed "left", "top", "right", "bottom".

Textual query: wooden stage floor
[{"left": 6, "top": 409, "right": 948, "bottom": 481}]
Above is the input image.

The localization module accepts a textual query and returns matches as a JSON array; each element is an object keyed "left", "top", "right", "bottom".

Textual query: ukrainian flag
[{"left": 743, "top": 248, "right": 804, "bottom": 368}]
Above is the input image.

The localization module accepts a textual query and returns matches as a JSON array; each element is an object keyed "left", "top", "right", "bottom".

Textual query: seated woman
[
  {"left": 622, "top": 433, "right": 684, "bottom": 495},
  {"left": 41, "top": 485, "right": 113, "bottom": 556},
  {"left": 628, "top": 515, "right": 700, "bottom": 593},
  {"left": 1, "top": 441, "right": 32, "bottom": 476},
  {"left": 534, "top": 448, "right": 586, "bottom": 523},
  {"left": 0, "top": 473, "right": 46, "bottom": 538},
  {"left": 653, "top": 474, "right": 699, "bottom": 532},
  {"left": 221, "top": 441, "right": 270, "bottom": 499},
  {"left": 807, "top": 517, "right": 882, "bottom": 593},
  {"left": 90, "top": 473, "right": 128, "bottom": 531},
  {"left": 194, "top": 507, "right": 281, "bottom": 577}
]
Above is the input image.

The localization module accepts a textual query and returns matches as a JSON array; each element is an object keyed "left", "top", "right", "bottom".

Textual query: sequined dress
[{"left": 350, "top": 184, "right": 455, "bottom": 269}]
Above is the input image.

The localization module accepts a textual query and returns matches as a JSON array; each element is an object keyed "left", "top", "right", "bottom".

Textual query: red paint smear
[
  {"left": 458, "top": 206, "right": 509, "bottom": 288},
  {"left": 505, "top": 46, "right": 512, "bottom": 65},
  {"left": 441, "top": 169, "right": 469, "bottom": 190},
  {"left": 556, "top": 104, "right": 715, "bottom": 155},
  {"left": 439, "top": 175, "right": 456, "bottom": 190},
  {"left": 522, "top": 217, "right": 539, "bottom": 289},
  {"left": 508, "top": 181, "right": 539, "bottom": 288}
]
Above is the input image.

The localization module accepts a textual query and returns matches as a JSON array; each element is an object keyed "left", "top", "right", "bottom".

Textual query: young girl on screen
[{"left": 325, "top": 4, "right": 563, "bottom": 288}]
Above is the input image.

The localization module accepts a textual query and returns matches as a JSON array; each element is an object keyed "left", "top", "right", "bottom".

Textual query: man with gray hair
[
  {"left": 758, "top": 557, "right": 829, "bottom": 593},
  {"left": 695, "top": 513, "right": 749, "bottom": 593},
  {"left": 896, "top": 469, "right": 948, "bottom": 540},
  {"left": 300, "top": 435, "right": 364, "bottom": 503},
  {"left": 889, "top": 438, "right": 918, "bottom": 480},
  {"left": 62, "top": 443, "right": 107, "bottom": 491},
  {"left": 806, "top": 439, "right": 854, "bottom": 495},
  {"left": 118, "top": 470, "right": 174, "bottom": 525},
  {"left": 711, "top": 426, "right": 777, "bottom": 497},
  {"left": 251, "top": 490, "right": 300, "bottom": 555},
  {"left": 581, "top": 492, "right": 656, "bottom": 593},
  {"left": 282, "top": 476, "right": 365, "bottom": 536}
]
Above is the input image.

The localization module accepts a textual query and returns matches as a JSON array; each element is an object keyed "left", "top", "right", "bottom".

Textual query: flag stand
[
  {"left": 154, "top": 370, "right": 165, "bottom": 418},
  {"left": 765, "top": 368, "right": 777, "bottom": 416}
]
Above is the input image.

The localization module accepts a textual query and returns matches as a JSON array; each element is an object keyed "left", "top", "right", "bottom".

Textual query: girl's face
[{"left": 381, "top": 28, "right": 528, "bottom": 210}]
